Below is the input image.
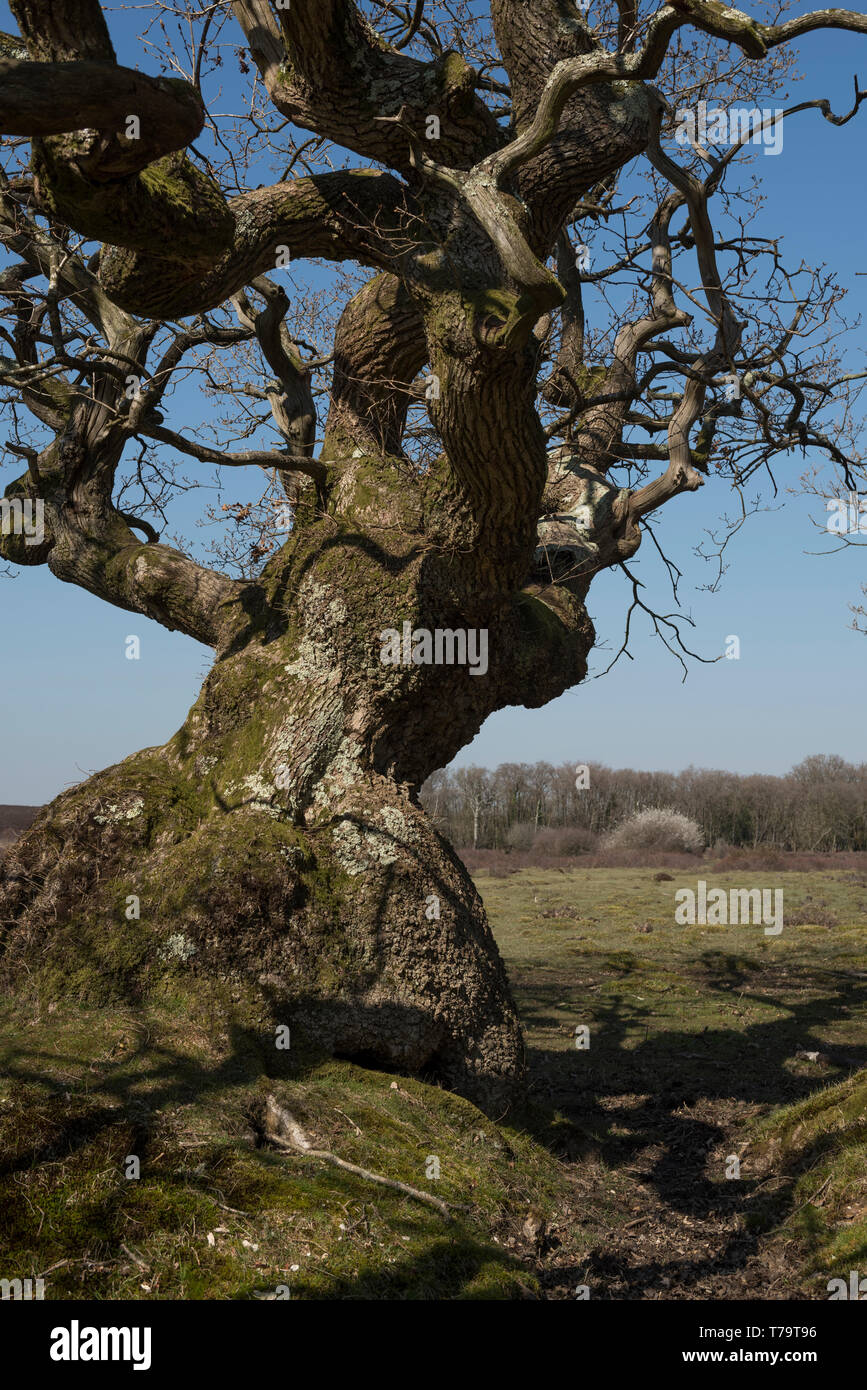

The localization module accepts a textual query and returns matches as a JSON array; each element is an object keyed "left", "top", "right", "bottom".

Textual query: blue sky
[{"left": 1, "top": 6, "right": 866, "bottom": 804}]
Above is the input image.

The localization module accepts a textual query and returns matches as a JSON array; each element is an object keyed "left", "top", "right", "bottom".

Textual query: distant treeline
[{"left": 419, "top": 756, "right": 867, "bottom": 853}]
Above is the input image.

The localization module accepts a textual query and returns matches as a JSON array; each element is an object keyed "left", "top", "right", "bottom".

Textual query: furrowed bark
[
  {"left": 96, "top": 172, "right": 415, "bottom": 319},
  {"left": 4, "top": 0, "right": 867, "bottom": 1114},
  {"left": 232, "top": 0, "right": 503, "bottom": 174}
]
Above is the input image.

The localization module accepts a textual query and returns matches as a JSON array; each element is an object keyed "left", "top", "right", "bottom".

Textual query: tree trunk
[{"left": 0, "top": 511, "right": 596, "bottom": 1114}]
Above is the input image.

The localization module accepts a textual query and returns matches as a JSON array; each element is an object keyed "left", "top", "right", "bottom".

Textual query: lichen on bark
[{"left": 0, "top": 0, "right": 693, "bottom": 1117}]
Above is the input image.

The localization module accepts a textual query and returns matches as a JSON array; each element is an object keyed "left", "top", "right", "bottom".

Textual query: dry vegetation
[
  {"left": 422, "top": 757, "right": 867, "bottom": 854},
  {"left": 477, "top": 862, "right": 867, "bottom": 1297},
  {"left": 1, "top": 846, "right": 864, "bottom": 1299}
]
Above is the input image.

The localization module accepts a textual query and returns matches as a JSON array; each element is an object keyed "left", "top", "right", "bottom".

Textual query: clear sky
[{"left": 1, "top": 6, "right": 866, "bottom": 804}]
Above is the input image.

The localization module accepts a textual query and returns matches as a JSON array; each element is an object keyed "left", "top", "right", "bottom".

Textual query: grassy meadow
[
  {"left": 480, "top": 863, "right": 867, "bottom": 1297},
  {"left": 0, "top": 858, "right": 864, "bottom": 1299}
]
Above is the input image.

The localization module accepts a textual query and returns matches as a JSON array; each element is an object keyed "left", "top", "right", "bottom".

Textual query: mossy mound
[
  {"left": 0, "top": 988, "right": 569, "bottom": 1300},
  {"left": 748, "top": 1070, "right": 867, "bottom": 1285}
]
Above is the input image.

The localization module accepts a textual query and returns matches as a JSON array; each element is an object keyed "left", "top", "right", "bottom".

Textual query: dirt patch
[{"left": 482, "top": 865, "right": 867, "bottom": 1300}]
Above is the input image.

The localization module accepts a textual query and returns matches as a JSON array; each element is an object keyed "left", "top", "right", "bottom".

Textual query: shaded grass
[
  {"left": 748, "top": 1072, "right": 867, "bottom": 1283},
  {"left": 479, "top": 865, "right": 867, "bottom": 1087},
  {"left": 1, "top": 863, "right": 865, "bottom": 1300},
  {"left": 476, "top": 865, "right": 867, "bottom": 1296},
  {"left": 0, "top": 989, "right": 572, "bottom": 1300}
]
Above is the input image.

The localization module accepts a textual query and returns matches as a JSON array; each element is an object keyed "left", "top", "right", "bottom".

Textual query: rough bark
[
  {"left": 0, "top": 0, "right": 685, "bottom": 1114},
  {"left": 0, "top": 496, "right": 598, "bottom": 1112},
  {"left": 4, "top": 0, "right": 866, "bottom": 1115}
]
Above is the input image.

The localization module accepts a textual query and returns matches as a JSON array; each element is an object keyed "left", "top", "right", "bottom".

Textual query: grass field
[
  {"left": 0, "top": 862, "right": 864, "bottom": 1299},
  {"left": 480, "top": 864, "right": 867, "bottom": 1297}
]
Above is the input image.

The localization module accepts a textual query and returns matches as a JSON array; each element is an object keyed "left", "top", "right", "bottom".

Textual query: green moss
[
  {"left": 570, "top": 363, "right": 608, "bottom": 402},
  {"left": 693, "top": 1, "right": 768, "bottom": 56},
  {"left": 435, "top": 50, "right": 472, "bottom": 95},
  {"left": 748, "top": 1071, "right": 867, "bottom": 1282},
  {"left": 30, "top": 911, "right": 152, "bottom": 1007},
  {"left": 32, "top": 146, "right": 233, "bottom": 259},
  {"left": 463, "top": 281, "right": 565, "bottom": 350},
  {"left": 0, "top": 996, "right": 565, "bottom": 1299}
]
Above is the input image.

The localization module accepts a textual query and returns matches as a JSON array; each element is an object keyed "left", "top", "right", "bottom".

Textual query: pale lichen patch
[
  {"left": 376, "top": 805, "right": 418, "bottom": 844},
  {"left": 159, "top": 932, "right": 198, "bottom": 963},
  {"left": 330, "top": 818, "right": 404, "bottom": 876},
  {"left": 232, "top": 772, "right": 281, "bottom": 817},
  {"left": 93, "top": 797, "right": 145, "bottom": 825},
  {"left": 312, "top": 738, "right": 366, "bottom": 811}
]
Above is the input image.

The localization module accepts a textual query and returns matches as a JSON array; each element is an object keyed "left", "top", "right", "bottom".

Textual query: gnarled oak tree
[{"left": 2, "top": 0, "right": 866, "bottom": 1111}]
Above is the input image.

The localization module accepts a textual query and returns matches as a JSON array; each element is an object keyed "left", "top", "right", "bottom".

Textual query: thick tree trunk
[
  {"left": 0, "top": 709, "right": 520, "bottom": 1115},
  {"left": 0, "top": 511, "right": 597, "bottom": 1113}
]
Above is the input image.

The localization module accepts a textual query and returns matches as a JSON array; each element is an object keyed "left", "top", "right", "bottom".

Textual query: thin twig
[{"left": 262, "top": 1094, "right": 460, "bottom": 1220}]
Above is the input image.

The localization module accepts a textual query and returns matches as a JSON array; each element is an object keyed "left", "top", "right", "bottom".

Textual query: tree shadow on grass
[
  {"left": 512, "top": 958, "right": 867, "bottom": 1296},
  {"left": 3, "top": 941, "right": 863, "bottom": 1300},
  {"left": 288, "top": 1236, "right": 530, "bottom": 1300},
  {"left": 0, "top": 992, "right": 538, "bottom": 1300}
]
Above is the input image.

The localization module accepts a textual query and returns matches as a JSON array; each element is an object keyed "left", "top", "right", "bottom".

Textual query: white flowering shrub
[{"left": 603, "top": 807, "right": 704, "bottom": 853}]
